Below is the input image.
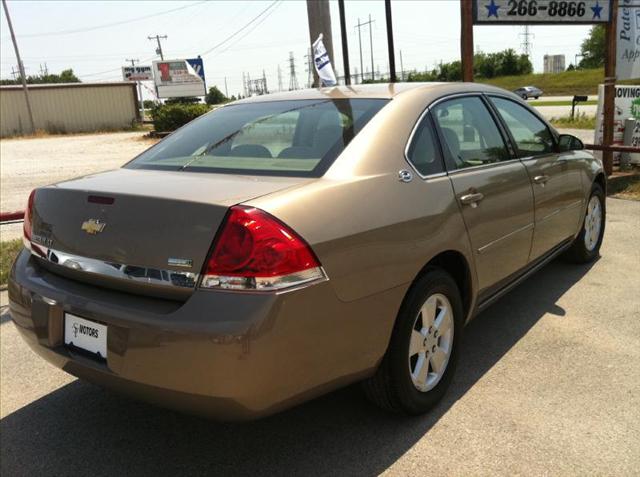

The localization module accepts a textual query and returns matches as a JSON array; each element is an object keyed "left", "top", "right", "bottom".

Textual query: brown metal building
[{"left": 0, "top": 82, "right": 140, "bottom": 137}]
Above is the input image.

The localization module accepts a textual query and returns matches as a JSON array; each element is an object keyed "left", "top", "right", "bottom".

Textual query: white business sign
[
  {"left": 616, "top": 0, "right": 640, "bottom": 80},
  {"left": 122, "top": 65, "right": 153, "bottom": 82},
  {"left": 594, "top": 84, "right": 640, "bottom": 161},
  {"left": 474, "top": 0, "right": 612, "bottom": 23},
  {"left": 152, "top": 59, "right": 206, "bottom": 98}
]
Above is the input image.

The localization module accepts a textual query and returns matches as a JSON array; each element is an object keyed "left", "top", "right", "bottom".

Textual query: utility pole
[
  {"left": 306, "top": 0, "right": 333, "bottom": 87},
  {"left": 288, "top": 51, "right": 299, "bottom": 90},
  {"left": 224, "top": 77, "right": 228, "bottom": 97},
  {"left": 368, "top": 14, "right": 375, "bottom": 81},
  {"left": 10, "top": 66, "right": 18, "bottom": 80},
  {"left": 399, "top": 49, "right": 404, "bottom": 81},
  {"left": 355, "top": 17, "right": 374, "bottom": 83},
  {"left": 39, "top": 62, "right": 48, "bottom": 76},
  {"left": 148, "top": 34, "right": 167, "bottom": 60},
  {"left": 3, "top": 0, "right": 36, "bottom": 134},
  {"left": 277, "top": 65, "right": 283, "bottom": 92},
  {"left": 126, "top": 58, "right": 144, "bottom": 122}
]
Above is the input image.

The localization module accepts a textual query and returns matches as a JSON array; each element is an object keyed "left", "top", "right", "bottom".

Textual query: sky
[{"left": 0, "top": 0, "right": 593, "bottom": 99}]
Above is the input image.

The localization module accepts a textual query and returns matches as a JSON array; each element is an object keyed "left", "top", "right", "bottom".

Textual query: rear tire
[
  {"left": 363, "top": 268, "right": 464, "bottom": 415},
  {"left": 564, "top": 183, "right": 605, "bottom": 263},
  {"left": 521, "top": 94, "right": 528, "bottom": 100}
]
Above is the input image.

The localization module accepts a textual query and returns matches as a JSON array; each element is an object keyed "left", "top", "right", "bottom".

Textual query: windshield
[{"left": 126, "top": 98, "right": 389, "bottom": 177}]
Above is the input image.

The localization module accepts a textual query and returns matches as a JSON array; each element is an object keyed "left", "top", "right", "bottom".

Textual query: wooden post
[
  {"left": 460, "top": 0, "right": 474, "bottom": 82},
  {"left": 603, "top": 0, "right": 618, "bottom": 176},
  {"left": 385, "top": 0, "right": 397, "bottom": 82},
  {"left": 306, "top": 0, "right": 334, "bottom": 88}
]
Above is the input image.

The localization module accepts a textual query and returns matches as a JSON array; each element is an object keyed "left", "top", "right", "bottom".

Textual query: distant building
[{"left": 543, "top": 54, "right": 566, "bottom": 74}]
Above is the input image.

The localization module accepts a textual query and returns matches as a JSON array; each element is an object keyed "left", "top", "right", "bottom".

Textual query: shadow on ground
[{"left": 0, "top": 259, "right": 595, "bottom": 476}]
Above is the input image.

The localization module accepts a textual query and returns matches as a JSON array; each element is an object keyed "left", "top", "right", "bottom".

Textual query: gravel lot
[
  {"left": 1, "top": 198, "right": 638, "bottom": 476},
  {"left": 0, "top": 132, "right": 155, "bottom": 213},
  {"left": 0, "top": 132, "right": 157, "bottom": 241}
]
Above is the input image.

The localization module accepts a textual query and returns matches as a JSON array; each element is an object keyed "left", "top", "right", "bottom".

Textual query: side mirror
[{"left": 558, "top": 134, "right": 584, "bottom": 152}]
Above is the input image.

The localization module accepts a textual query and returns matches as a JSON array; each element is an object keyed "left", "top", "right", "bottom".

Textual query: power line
[
  {"left": 208, "top": 1, "right": 282, "bottom": 57},
  {"left": 200, "top": 1, "right": 280, "bottom": 56},
  {"left": 80, "top": 55, "right": 155, "bottom": 79},
  {"left": 2, "top": 1, "right": 207, "bottom": 39}
]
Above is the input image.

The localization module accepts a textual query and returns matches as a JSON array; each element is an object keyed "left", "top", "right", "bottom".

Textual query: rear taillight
[
  {"left": 23, "top": 189, "right": 36, "bottom": 243},
  {"left": 200, "top": 206, "right": 325, "bottom": 291}
]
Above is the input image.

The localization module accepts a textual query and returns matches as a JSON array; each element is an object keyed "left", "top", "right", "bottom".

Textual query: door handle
[
  {"left": 460, "top": 192, "right": 484, "bottom": 207},
  {"left": 533, "top": 174, "right": 549, "bottom": 185}
]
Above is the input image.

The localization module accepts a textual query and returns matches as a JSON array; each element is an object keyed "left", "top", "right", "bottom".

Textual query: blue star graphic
[
  {"left": 591, "top": 0, "right": 603, "bottom": 19},
  {"left": 485, "top": 0, "right": 500, "bottom": 18}
]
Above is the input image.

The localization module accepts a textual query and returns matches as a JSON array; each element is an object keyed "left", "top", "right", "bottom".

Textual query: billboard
[
  {"left": 122, "top": 65, "right": 152, "bottom": 81},
  {"left": 617, "top": 0, "right": 640, "bottom": 80},
  {"left": 594, "top": 84, "right": 640, "bottom": 162},
  {"left": 473, "top": 0, "right": 612, "bottom": 24},
  {"left": 152, "top": 59, "right": 206, "bottom": 98}
]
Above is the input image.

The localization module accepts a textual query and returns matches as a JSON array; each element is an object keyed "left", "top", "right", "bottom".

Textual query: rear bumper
[{"left": 8, "top": 249, "right": 404, "bottom": 420}]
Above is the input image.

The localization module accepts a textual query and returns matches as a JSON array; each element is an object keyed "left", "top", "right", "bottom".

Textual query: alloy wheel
[
  {"left": 408, "top": 293, "right": 454, "bottom": 392},
  {"left": 584, "top": 195, "right": 602, "bottom": 252}
]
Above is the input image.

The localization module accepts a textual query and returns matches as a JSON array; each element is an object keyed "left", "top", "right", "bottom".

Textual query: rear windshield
[{"left": 126, "top": 98, "right": 389, "bottom": 177}]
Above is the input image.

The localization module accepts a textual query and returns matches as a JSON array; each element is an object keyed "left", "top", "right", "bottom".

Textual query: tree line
[{"left": 0, "top": 68, "right": 80, "bottom": 86}]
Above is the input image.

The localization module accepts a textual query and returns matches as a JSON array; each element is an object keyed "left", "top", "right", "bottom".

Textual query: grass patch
[
  {"left": 479, "top": 68, "right": 637, "bottom": 96},
  {"left": 1, "top": 239, "right": 22, "bottom": 286},
  {"left": 529, "top": 100, "right": 598, "bottom": 107},
  {"left": 1, "top": 123, "right": 152, "bottom": 140},
  {"left": 550, "top": 113, "right": 596, "bottom": 130},
  {"left": 608, "top": 173, "right": 640, "bottom": 201}
]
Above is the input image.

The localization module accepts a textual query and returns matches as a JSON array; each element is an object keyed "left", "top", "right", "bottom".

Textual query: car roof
[{"left": 233, "top": 82, "right": 516, "bottom": 104}]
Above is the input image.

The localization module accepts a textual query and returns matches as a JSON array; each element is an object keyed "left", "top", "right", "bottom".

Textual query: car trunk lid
[{"left": 29, "top": 168, "right": 310, "bottom": 298}]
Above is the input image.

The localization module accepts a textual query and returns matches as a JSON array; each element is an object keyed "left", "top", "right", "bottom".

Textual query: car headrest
[
  {"left": 277, "top": 146, "right": 318, "bottom": 159},
  {"left": 229, "top": 144, "right": 272, "bottom": 158},
  {"left": 441, "top": 127, "right": 460, "bottom": 159}
]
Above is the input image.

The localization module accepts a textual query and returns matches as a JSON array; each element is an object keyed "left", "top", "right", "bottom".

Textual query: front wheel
[
  {"left": 363, "top": 268, "right": 463, "bottom": 415},
  {"left": 564, "top": 183, "right": 605, "bottom": 263}
]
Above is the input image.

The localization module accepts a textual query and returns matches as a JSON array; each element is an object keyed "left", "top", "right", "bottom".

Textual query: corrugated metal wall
[{"left": 0, "top": 82, "right": 139, "bottom": 137}]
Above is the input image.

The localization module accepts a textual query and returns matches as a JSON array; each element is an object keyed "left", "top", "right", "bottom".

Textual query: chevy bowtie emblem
[{"left": 81, "top": 218, "right": 106, "bottom": 235}]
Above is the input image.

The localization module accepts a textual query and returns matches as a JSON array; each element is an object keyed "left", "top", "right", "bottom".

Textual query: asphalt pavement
[{"left": 1, "top": 199, "right": 639, "bottom": 477}]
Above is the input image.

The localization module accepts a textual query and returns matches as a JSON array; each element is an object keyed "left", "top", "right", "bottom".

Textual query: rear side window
[
  {"left": 432, "top": 96, "right": 510, "bottom": 170},
  {"left": 490, "top": 97, "right": 555, "bottom": 156},
  {"left": 127, "top": 99, "right": 388, "bottom": 177},
  {"left": 406, "top": 114, "right": 444, "bottom": 176}
]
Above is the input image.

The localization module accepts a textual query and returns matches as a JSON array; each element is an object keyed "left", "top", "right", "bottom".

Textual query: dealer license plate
[{"left": 64, "top": 313, "right": 107, "bottom": 358}]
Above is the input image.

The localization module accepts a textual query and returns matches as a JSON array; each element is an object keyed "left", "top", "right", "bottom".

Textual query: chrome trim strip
[
  {"left": 29, "top": 243, "right": 198, "bottom": 289},
  {"left": 477, "top": 223, "right": 534, "bottom": 255},
  {"left": 447, "top": 157, "right": 523, "bottom": 175},
  {"left": 538, "top": 199, "right": 584, "bottom": 223},
  {"left": 403, "top": 93, "right": 487, "bottom": 180}
]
